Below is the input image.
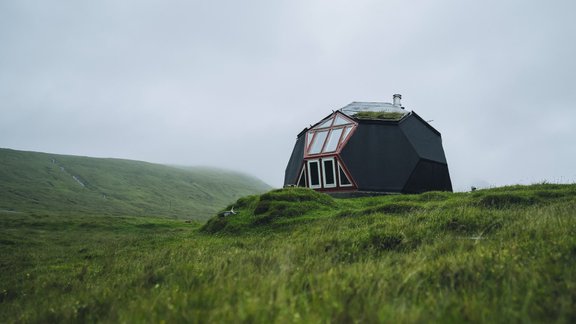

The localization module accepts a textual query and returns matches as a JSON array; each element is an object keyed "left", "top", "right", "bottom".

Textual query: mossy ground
[{"left": 1, "top": 184, "right": 576, "bottom": 322}]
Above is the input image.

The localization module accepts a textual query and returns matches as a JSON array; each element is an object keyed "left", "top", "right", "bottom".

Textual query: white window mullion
[
  {"left": 322, "top": 158, "right": 336, "bottom": 188},
  {"left": 307, "top": 160, "right": 322, "bottom": 189}
]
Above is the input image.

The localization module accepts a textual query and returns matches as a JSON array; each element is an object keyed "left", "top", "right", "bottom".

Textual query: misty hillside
[{"left": 0, "top": 148, "right": 271, "bottom": 220}]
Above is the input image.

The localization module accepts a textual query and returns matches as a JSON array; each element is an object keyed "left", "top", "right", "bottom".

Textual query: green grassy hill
[
  {"left": 0, "top": 148, "right": 271, "bottom": 220},
  {"left": 1, "top": 183, "right": 575, "bottom": 322}
]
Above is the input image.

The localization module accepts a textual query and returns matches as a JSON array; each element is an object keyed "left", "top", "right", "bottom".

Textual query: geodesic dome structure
[{"left": 284, "top": 96, "right": 452, "bottom": 194}]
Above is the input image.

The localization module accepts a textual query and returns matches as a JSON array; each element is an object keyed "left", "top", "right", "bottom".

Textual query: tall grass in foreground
[{"left": 1, "top": 184, "right": 575, "bottom": 323}]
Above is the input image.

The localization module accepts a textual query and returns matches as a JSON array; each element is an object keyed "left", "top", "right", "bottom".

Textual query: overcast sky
[{"left": 1, "top": 0, "right": 575, "bottom": 191}]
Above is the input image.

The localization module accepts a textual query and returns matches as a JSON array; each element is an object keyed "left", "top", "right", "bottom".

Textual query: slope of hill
[
  {"left": 1, "top": 183, "right": 575, "bottom": 322},
  {"left": 0, "top": 148, "right": 270, "bottom": 220},
  {"left": 202, "top": 183, "right": 576, "bottom": 234}
]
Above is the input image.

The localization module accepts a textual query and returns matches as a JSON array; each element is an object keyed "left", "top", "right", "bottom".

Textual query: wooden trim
[
  {"left": 305, "top": 127, "right": 357, "bottom": 157},
  {"left": 304, "top": 111, "right": 359, "bottom": 158}
]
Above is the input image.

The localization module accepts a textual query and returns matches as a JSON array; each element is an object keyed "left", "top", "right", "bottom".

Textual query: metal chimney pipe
[{"left": 393, "top": 94, "right": 402, "bottom": 107}]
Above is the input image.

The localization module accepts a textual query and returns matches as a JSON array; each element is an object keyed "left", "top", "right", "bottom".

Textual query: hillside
[
  {"left": 202, "top": 183, "right": 576, "bottom": 234},
  {"left": 1, "top": 183, "right": 575, "bottom": 322},
  {"left": 0, "top": 148, "right": 270, "bottom": 220}
]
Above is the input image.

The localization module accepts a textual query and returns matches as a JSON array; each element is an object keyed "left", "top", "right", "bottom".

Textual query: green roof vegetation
[
  {"left": 2, "top": 172, "right": 576, "bottom": 322},
  {"left": 352, "top": 111, "right": 406, "bottom": 120}
]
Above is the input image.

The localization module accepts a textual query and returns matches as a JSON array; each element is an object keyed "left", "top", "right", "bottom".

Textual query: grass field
[
  {"left": 1, "top": 183, "right": 575, "bottom": 322},
  {"left": 0, "top": 148, "right": 270, "bottom": 221}
]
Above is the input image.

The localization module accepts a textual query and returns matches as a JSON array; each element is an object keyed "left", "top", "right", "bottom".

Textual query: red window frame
[{"left": 304, "top": 112, "right": 357, "bottom": 158}]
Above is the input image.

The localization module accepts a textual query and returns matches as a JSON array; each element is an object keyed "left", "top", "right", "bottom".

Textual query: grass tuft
[{"left": 476, "top": 193, "right": 540, "bottom": 208}]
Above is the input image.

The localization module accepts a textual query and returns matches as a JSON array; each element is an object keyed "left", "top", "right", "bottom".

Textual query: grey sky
[{"left": 1, "top": 0, "right": 575, "bottom": 190}]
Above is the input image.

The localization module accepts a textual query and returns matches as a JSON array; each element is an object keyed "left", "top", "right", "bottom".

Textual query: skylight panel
[
  {"left": 306, "top": 133, "right": 314, "bottom": 148},
  {"left": 309, "top": 130, "right": 328, "bottom": 154},
  {"left": 305, "top": 113, "right": 357, "bottom": 157},
  {"left": 323, "top": 128, "right": 343, "bottom": 153},
  {"left": 315, "top": 118, "right": 333, "bottom": 129},
  {"left": 333, "top": 115, "right": 350, "bottom": 126},
  {"left": 341, "top": 126, "right": 353, "bottom": 144}
]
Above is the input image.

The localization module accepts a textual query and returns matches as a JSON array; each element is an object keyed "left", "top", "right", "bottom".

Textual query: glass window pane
[
  {"left": 309, "top": 130, "right": 328, "bottom": 154},
  {"left": 323, "top": 128, "right": 344, "bottom": 153},
  {"left": 315, "top": 118, "right": 333, "bottom": 129},
  {"left": 339, "top": 168, "right": 351, "bottom": 186},
  {"left": 297, "top": 168, "right": 306, "bottom": 187},
  {"left": 341, "top": 126, "right": 352, "bottom": 143},
  {"left": 333, "top": 115, "right": 350, "bottom": 126},
  {"left": 339, "top": 166, "right": 352, "bottom": 186},
  {"left": 309, "top": 161, "right": 320, "bottom": 186},
  {"left": 323, "top": 159, "right": 335, "bottom": 185},
  {"left": 306, "top": 132, "right": 314, "bottom": 148}
]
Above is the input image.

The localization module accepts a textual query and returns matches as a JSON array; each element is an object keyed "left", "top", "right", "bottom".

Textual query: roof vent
[{"left": 393, "top": 94, "right": 402, "bottom": 107}]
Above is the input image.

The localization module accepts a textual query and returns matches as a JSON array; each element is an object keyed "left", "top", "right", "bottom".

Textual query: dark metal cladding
[
  {"left": 340, "top": 122, "right": 419, "bottom": 192},
  {"left": 283, "top": 134, "right": 305, "bottom": 186},
  {"left": 399, "top": 113, "right": 447, "bottom": 163},
  {"left": 403, "top": 159, "right": 453, "bottom": 193}
]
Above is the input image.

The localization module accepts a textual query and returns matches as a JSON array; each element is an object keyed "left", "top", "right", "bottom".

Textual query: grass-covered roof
[{"left": 352, "top": 111, "right": 407, "bottom": 121}]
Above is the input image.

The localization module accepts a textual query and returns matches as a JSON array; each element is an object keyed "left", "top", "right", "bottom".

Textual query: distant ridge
[{"left": 0, "top": 148, "right": 271, "bottom": 221}]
